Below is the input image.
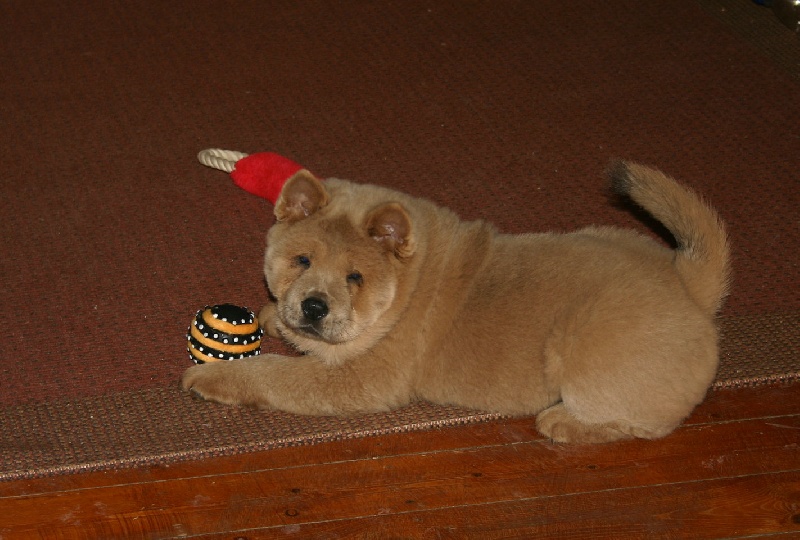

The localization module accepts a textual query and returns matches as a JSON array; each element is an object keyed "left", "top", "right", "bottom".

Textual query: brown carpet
[{"left": 1, "top": 0, "right": 798, "bottom": 480}]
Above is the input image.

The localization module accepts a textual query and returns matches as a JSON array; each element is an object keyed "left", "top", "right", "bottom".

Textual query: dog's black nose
[{"left": 301, "top": 297, "right": 329, "bottom": 321}]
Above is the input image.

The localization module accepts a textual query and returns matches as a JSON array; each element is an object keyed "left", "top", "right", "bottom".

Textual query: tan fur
[{"left": 182, "top": 162, "right": 731, "bottom": 444}]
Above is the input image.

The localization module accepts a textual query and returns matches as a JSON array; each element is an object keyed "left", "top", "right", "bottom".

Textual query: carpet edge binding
[{"left": 2, "top": 311, "right": 796, "bottom": 481}]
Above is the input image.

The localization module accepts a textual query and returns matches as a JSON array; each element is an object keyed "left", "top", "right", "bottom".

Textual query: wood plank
[
  {"left": 190, "top": 472, "right": 800, "bottom": 539},
  {"left": 688, "top": 383, "right": 800, "bottom": 425},
  {"left": 2, "top": 414, "right": 797, "bottom": 538}
]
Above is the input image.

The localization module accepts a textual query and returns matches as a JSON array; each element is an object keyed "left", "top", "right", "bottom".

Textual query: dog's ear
[
  {"left": 274, "top": 170, "right": 329, "bottom": 223},
  {"left": 366, "top": 202, "right": 415, "bottom": 259}
]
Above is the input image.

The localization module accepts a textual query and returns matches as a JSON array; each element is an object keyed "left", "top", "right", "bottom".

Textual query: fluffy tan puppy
[{"left": 182, "top": 162, "right": 730, "bottom": 444}]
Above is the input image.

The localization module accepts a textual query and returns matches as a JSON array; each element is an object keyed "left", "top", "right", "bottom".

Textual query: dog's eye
[
  {"left": 295, "top": 255, "right": 311, "bottom": 269},
  {"left": 347, "top": 272, "right": 363, "bottom": 286}
]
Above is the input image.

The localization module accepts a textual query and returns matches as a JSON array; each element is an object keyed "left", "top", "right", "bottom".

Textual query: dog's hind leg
[
  {"left": 534, "top": 402, "right": 674, "bottom": 444},
  {"left": 535, "top": 403, "right": 629, "bottom": 444},
  {"left": 535, "top": 303, "right": 710, "bottom": 444}
]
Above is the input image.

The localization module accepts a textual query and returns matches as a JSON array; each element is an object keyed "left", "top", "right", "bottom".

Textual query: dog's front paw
[
  {"left": 257, "top": 302, "right": 281, "bottom": 338},
  {"left": 181, "top": 362, "right": 261, "bottom": 407}
]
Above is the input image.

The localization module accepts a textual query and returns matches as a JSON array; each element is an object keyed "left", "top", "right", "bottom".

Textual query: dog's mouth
[
  {"left": 285, "top": 317, "right": 361, "bottom": 346},
  {"left": 283, "top": 317, "right": 344, "bottom": 344},
  {"left": 295, "top": 323, "right": 325, "bottom": 339}
]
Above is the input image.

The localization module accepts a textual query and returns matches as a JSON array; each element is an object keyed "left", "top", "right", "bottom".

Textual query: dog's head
[{"left": 264, "top": 171, "right": 416, "bottom": 363}]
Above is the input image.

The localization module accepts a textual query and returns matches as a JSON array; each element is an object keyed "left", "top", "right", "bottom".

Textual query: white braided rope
[{"left": 197, "top": 148, "right": 249, "bottom": 173}]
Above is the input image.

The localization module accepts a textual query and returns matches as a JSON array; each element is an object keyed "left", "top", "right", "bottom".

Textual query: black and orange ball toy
[{"left": 187, "top": 304, "right": 264, "bottom": 364}]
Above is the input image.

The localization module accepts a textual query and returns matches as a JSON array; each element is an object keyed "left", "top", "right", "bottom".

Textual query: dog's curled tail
[{"left": 609, "top": 161, "right": 731, "bottom": 316}]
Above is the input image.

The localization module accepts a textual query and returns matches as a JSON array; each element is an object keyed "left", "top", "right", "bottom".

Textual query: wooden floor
[{"left": 1, "top": 382, "right": 798, "bottom": 539}]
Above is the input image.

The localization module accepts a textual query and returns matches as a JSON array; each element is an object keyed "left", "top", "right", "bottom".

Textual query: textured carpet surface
[{"left": 1, "top": 0, "right": 798, "bottom": 480}]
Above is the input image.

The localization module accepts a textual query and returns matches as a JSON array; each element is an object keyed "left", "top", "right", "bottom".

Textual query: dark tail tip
[{"left": 607, "top": 159, "right": 633, "bottom": 196}]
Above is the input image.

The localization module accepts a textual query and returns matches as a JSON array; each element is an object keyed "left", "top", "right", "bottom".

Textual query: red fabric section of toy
[{"left": 230, "top": 152, "right": 305, "bottom": 204}]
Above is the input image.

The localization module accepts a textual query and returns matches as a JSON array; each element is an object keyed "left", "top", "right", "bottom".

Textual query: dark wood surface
[{"left": 1, "top": 383, "right": 798, "bottom": 539}]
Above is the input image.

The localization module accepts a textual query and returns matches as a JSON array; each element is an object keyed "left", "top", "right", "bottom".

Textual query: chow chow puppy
[{"left": 182, "top": 161, "right": 730, "bottom": 444}]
